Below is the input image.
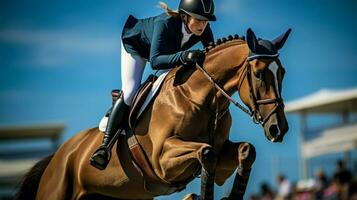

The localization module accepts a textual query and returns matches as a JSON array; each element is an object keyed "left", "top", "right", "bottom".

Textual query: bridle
[
  {"left": 238, "top": 60, "right": 284, "bottom": 125},
  {"left": 195, "top": 56, "right": 284, "bottom": 126}
]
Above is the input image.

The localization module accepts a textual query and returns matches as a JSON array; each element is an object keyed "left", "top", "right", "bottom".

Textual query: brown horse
[{"left": 16, "top": 28, "right": 290, "bottom": 200}]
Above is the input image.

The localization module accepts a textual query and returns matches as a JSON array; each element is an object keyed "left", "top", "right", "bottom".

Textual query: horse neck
[
  {"left": 205, "top": 41, "right": 249, "bottom": 93},
  {"left": 185, "top": 40, "right": 249, "bottom": 109}
]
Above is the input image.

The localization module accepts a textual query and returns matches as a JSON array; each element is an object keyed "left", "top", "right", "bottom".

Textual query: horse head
[{"left": 237, "top": 28, "right": 291, "bottom": 142}]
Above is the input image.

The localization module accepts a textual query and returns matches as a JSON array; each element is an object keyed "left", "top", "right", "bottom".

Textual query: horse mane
[{"left": 204, "top": 34, "right": 246, "bottom": 54}]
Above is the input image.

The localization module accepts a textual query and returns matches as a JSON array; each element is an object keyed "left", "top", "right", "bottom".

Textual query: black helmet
[{"left": 179, "top": 0, "right": 216, "bottom": 21}]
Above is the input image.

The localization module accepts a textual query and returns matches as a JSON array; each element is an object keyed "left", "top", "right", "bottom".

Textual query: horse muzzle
[{"left": 263, "top": 113, "right": 289, "bottom": 143}]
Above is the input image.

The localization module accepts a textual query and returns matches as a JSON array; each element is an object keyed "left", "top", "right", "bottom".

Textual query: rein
[
  {"left": 195, "top": 60, "right": 283, "bottom": 126},
  {"left": 195, "top": 63, "right": 251, "bottom": 116}
]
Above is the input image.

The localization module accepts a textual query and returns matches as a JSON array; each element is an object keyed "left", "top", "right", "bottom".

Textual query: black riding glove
[{"left": 180, "top": 50, "right": 205, "bottom": 66}]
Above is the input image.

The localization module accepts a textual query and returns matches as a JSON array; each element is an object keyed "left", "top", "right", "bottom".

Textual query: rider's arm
[{"left": 150, "top": 20, "right": 185, "bottom": 70}]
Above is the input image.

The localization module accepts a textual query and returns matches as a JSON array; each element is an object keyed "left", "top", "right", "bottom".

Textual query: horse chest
[{"left": 173, "top": 107, "right": 218, "bottom": 141}]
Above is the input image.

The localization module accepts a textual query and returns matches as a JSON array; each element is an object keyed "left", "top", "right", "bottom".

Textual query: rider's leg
[
  {"left": 90, "top": 42, "right": 146, "bottom": 170},
  {"left": 90, "top": 93, "right": 130, "bottom": 170},
  {"left": 120, "top": 48, "right": 146, "bottom": 107}
]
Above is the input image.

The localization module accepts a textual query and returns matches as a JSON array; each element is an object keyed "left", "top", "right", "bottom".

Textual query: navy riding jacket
[{"left": 121, "top": 13, "right": 214, "bottom": 70}]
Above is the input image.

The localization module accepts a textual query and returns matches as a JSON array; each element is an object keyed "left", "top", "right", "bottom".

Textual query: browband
[{"left": 247, "top": 53, "right": 279, "bottom": 61}]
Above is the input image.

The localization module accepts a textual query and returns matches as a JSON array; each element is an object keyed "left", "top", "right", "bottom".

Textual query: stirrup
[{"left": 90, "top": 147, "right": 112, "bottom": 170}]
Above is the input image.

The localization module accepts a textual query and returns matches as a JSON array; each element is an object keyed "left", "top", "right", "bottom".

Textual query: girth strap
[
  {"left": 125, "top": 129, "right": 186, "bottom": 194},
  {"left": 126, "top": 129, "right": 163, "bottom": 183}
]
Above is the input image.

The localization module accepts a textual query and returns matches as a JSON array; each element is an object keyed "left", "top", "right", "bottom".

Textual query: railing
[{"left": 0, "top": 123, "right": 65, "bottom": 198}]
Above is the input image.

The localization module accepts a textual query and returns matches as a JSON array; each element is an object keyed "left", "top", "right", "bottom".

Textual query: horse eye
[{"left": 254, "top": 70, "right": 263, "bottom": 80}]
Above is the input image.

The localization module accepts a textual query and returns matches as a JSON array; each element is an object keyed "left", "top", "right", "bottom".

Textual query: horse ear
[
  {"left": 246, "top": 28, "right": 258, "bottom": 52},
  {"left": 272, "top": 28, "right": 292, "bottom": 50}
]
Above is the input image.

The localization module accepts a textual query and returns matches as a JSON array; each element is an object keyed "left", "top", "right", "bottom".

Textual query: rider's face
[{"left": 187, "top": 16, "right": 208, "bottom": 36}]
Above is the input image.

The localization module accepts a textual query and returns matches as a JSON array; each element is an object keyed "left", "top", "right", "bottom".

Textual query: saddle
[
  {"left": 110, "top": 74, "right": 161, "bottom": 129},
  {"left": 128, "top": 74, "right": 158, "bottom": 129}
]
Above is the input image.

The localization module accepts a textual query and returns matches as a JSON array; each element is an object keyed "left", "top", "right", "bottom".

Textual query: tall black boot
[{"left": 90, "top": 93, "right": 129, "bottom": 170}]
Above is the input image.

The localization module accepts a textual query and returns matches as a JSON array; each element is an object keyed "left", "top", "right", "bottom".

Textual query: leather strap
[
  {"left": 126, "top": 129, "right": 164, "bottom": 183},
  {"left": 125, "top": 129, "right": 187, "bottom": 195}
]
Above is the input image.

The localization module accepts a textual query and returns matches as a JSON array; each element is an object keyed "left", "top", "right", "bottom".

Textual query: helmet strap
[{"left": 181, "top": 14, "right": 192, "bottom": 34}]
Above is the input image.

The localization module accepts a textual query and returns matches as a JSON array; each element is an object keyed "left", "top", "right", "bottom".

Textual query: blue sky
[{"left": 1, "top": 0, "right": 357, "bottom": 199}]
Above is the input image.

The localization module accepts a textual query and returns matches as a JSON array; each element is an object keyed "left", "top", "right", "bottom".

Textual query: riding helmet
[{"left": 179, "top": 0, "right": 216, "bottom": 21}]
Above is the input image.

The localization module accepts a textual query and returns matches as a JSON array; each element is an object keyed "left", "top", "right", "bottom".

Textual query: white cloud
[
  {"left": 0, "top": 28, "right": 119, "bottom": 54},
  {"left": 0, "top": 28, "right": 120, "bottom": 68}
]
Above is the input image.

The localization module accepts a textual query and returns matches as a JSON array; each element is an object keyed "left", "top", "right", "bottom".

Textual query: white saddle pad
[{"left": 99, "top": 71, "right": 170, "bottom": 132}]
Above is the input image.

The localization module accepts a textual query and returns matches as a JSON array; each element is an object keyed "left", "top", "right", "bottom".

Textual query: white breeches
[{"left": 121, "top": 42, "right": 147, "bottom": 105}]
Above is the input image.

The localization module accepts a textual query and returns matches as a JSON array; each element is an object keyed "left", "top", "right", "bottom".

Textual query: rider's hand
[{"left": 180, "top": 50, "right": 205, "bottom": 65}]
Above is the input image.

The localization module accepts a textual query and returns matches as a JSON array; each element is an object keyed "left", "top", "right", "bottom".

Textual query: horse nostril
[{"left": 269, "top": 124, "right": 280, "bottom": 138}]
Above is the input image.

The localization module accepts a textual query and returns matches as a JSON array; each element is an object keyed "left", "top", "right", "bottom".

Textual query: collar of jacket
[{"left": 177, "top": 20, "right": 200, "bottom": 50}]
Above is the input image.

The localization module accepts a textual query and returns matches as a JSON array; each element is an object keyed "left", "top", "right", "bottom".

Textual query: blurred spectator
[
  {"left": 314, "top": 169, "right": 328, "bottom": 200},
  {"left": 276, "top": 174, "right": 292, "bottom": 200},
  {"left": 335, "top": 159, "right": 352, "bottom": 200},
  {"left": 323, "top": 159, "right": 353, "bottom": 200},
  {"left": 260, "top": 182, "right": 275, "bottom": 200},
  {"left": 294, "top": 179, "right": 316, "bottom": 200},
  {"left": 323, "top": 173, "right": 342, "bottom": 200},
  {"left": 334, "top": 159, "right": 352, "bottom": 185},
  {"left": 251, "top": 159, "right": 356, "bottom": 200},
  {"left": 349, "top": 179, "right": 357, "bottom": 200},
  {"left": 249, "top": 194, "right": 260, "bottom": 200}
]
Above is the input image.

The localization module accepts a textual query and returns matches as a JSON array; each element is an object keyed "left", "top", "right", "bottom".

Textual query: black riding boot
[{"left": 90, "top": 93, "right": 129, "bottom": 170}]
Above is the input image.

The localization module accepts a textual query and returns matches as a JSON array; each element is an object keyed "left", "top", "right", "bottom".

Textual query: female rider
[{"left": 90, "top": 0, "right": 216, "bottom": 170}]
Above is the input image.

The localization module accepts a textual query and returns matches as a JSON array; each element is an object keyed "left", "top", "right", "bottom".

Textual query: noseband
[{"left": 195, "top": 58, "right": 284, "bottom": 125}]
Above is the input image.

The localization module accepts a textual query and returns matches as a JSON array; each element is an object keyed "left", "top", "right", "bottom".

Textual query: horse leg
[
  {"left": 179, "top": 147, "right": 218, "bottom": 200},
  {"left": 214, "top": 141, "right": 256, "bottom": 200},
  {"left": 225, "top": 142, "right": 256, "bottom": 200},
  {"left": 198, "top": 147, "right": 217, "bottom": 200},
  {"left": 158, "top": 137, "right": 216, "bottom": 199}
]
